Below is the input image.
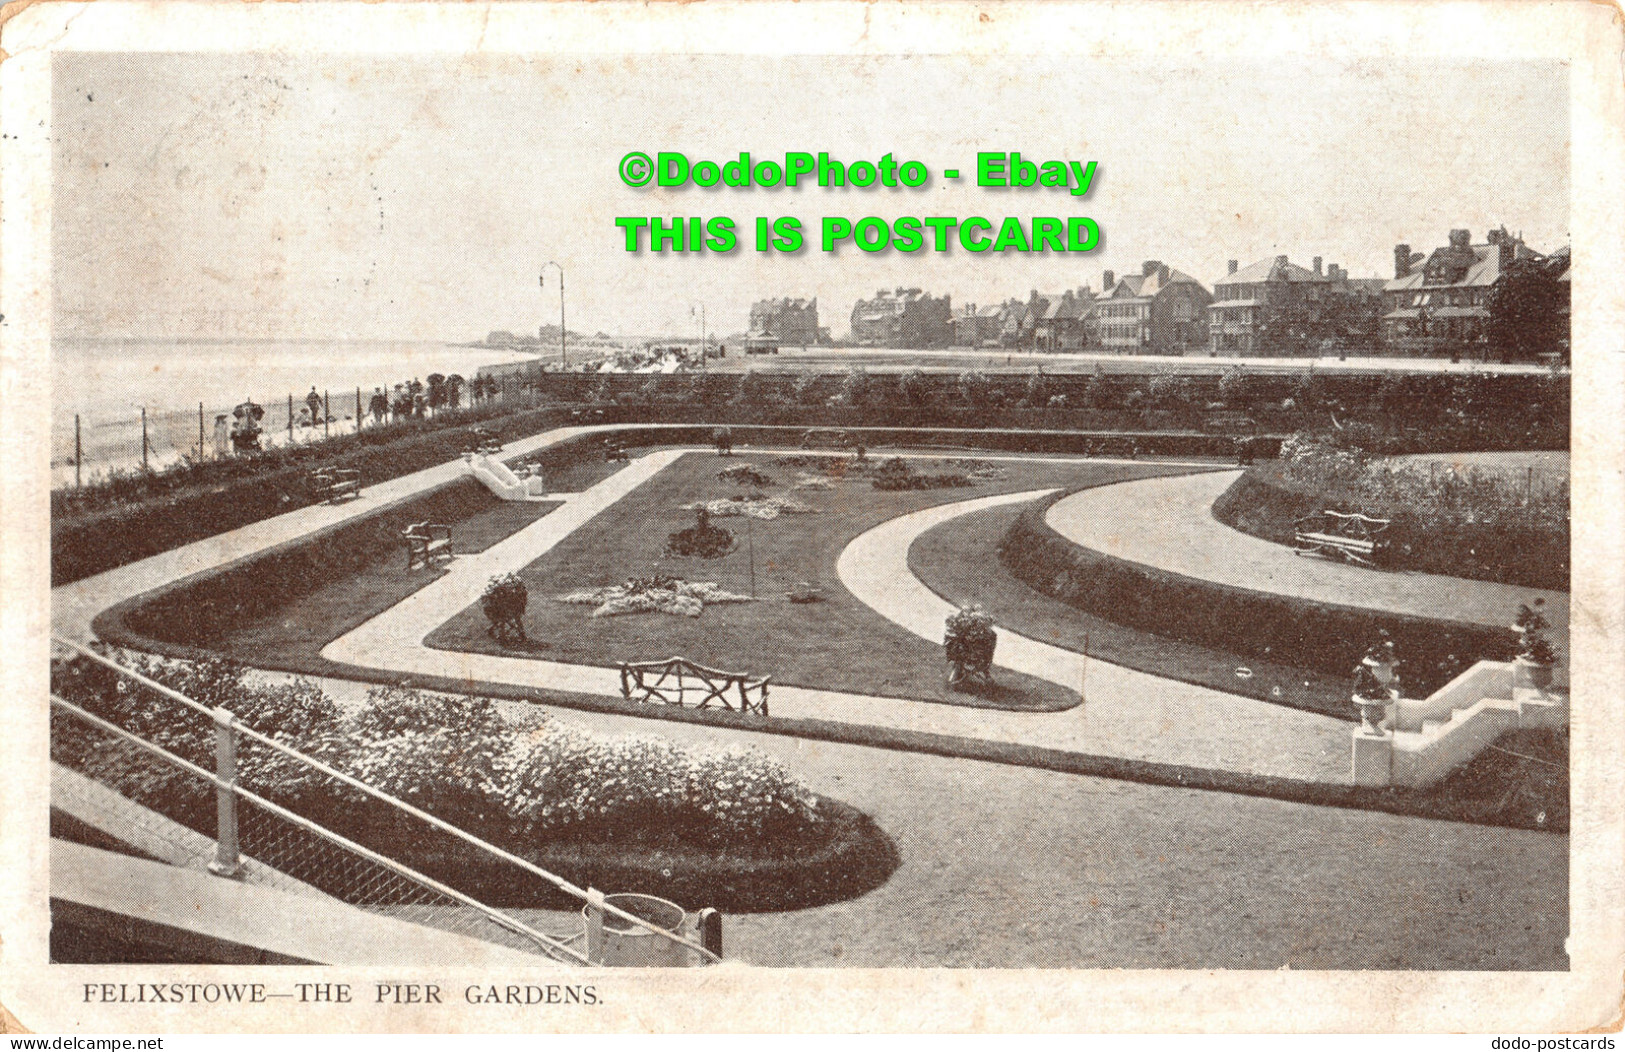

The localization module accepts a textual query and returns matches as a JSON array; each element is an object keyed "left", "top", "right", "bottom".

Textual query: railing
[
  {"left": 619, "top": 656, "right": 770, "bottom": 716},
  {"left": 50, "top": 638, "right": 723, "bottom": 966}
]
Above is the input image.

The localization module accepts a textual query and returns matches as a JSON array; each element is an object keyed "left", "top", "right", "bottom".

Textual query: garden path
[
  {"left": 56, "top": 425, "right": 1347, "bottom": 786},
  {"left": 834, "top": 492, "right": 1350, "bottom": 781},
  {"left": 320, "top": 461, "right": 1348, "bottom": 784},
  {"left": 52, "top": 423, "right": 639, "bottom": 643},
  {"left": 1045, "top": 471, "right": 1569, "bottom": 646}
]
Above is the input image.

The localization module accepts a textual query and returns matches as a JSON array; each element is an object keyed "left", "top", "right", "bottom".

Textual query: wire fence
[
  {"left": 50, "top": 639, "right": 723, "bottom": 966},
  {"left": 52, "top": 378, "right": 554, "bottom": 492}
]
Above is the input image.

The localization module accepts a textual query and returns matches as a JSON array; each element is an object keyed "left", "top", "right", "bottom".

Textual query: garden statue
[
  {"left": 1352, "top": 640, "right": 1400, "bottom": 734},
  {"left": 945, "top": 605, "right": 997, "bottom": 690},
  {"left": 481, "top": 573, "right": 529, "bottom": 645}
]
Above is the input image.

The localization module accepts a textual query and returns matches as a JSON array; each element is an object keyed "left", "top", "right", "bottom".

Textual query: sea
[{"left": 51, "top": 338, "right": 540, "bottom": 487}]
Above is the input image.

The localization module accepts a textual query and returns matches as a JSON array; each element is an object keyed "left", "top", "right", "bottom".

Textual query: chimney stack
[
  {"left": 1313, "top": 256, "right": 1323, "bottom": 275},
  {"left": 1142, "top": 260, "right": 1164, "bottom": 278},
  {"left": 1227, "top": 260, "right": 1238, "bottom": 275},
  {"left": 1103, "top": 270, "right": 1115, "bottom": 291},
  {"left": 1394, "top": 244, "right": 1413, "bottom": 279}
]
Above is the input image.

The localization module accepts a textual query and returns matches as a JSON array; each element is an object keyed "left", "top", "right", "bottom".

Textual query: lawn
[
  {"left": 207, "top": 454, "right": 632, "bottom": 663},
  {"left": 425, "top": 451, "right": 1202, "bottom": 710}
]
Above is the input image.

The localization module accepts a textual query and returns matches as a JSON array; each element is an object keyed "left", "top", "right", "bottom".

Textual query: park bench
[
  {"left": 619, "top": 656, "right": 769, "bottom": 716},
  {"left": 402, "top": 521, "right": 454, "bottom": 570},
  {"left": 470, "top": 428, "right": 504, "bottom": 457},
  {"left": 604, "top": 441, "right": 630, "bottom": 463},
  {"left": 1291, "top": 510, "right": 1391, "bottom": 567},
  {"left": 308, "top": 468, "right": 361, "bottom": 504}
]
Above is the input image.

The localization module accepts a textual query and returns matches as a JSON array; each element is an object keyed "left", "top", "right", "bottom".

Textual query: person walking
[
  {"left": 305, "top": 386, "right": 323, "bottom": 430},
  {"left": 211, "top": 414, "right": 231, "bottom": 459}
]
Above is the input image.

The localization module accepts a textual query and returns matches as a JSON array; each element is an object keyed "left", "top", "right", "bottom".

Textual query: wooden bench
[
  {"left": 309, "top": 468, "right": 361, "bottom": 504},
  {"left": 402, "top": 522, "right": 453, "bottom": 570},
  {"left": 1292, "top": 510, "right": 1391, "bottom": 567},
  {"left": 604, "top": 442, "right": 630, "bottom": 463},
  {"left": 619, "top": 657, "right": 769, "bottom": 716}
]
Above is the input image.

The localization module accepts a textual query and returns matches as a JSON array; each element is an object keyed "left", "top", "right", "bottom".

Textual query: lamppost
[
  {"left": 689, "top": 301, "right": 707, "bottom": 372},
  {"left": 540, "top": 262, "right": 566, "bottom": 368}
]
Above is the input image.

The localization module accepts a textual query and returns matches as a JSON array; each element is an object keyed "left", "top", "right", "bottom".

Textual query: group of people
[{"left": 206, "top": 372, "right": 504, "bottom": 460}]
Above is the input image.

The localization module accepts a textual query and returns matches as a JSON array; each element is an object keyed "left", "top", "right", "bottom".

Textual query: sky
[{"left": 52, "top": 53, "right": 1570, "bottom": 342}]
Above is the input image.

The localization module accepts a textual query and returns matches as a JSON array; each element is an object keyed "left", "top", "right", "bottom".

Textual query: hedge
[
  {"left": 52, "top": 404, "right": 585, "bottom": 586},
  {"left": 95, "top": 577, "right": 1558, "bottom": 833},
  {"left": 57, "top": 419, "right": 1277, "bottom": 589},
  {"left": 999, "top": 491, "right": 1516, "bottom": 697},
  {"left": 1211, "top": 465, "right": 1569, "bottom": 593}
]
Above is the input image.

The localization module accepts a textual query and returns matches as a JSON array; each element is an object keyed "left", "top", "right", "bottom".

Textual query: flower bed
[
  {"left": 49, "top": 654, "right": 898, "bottom": 912},
  {"left": 663, "top": 508, "right": 738, "bottom": 558},
  {"left": 682, "top": 495, "right": 816, "bottom": 520},
  {"left": 556, "top": 575, "right": 754, "bottom": 618},
  {"left": 717, "top": 464, "right": 774, "bottom": 488}
]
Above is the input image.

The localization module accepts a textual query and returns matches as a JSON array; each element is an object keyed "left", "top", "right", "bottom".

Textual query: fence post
[
  {"left": 207, "top": 706, "right": 244, "bottom": 879},
  {"left": 140, "top": 407, "right": 149, "bottom": 471},
  {"left": 356, "top": 387, "right": 362, "bottom": 432},
  {"left": 584, "top": 887, "right": 607, "bottom": 965},
  {"left": 198, "top": 402, "right": 205, "bottom": 460},
  {"left": 324, "top": 390, "right": 330, "bottom": 439},
  {"left": 74, "top": 414, "right": 82, "bottom": 488},
  {"left": 288, "top": 393, "right": 294, "bottom": 443}
]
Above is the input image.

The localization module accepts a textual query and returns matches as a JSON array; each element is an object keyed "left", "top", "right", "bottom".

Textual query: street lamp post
[
  {"left": 540, "top": 262, "right": 566, "bottom": 369},
  {"left": 690, "top": 301, "right": 708, "bottom": 373}
]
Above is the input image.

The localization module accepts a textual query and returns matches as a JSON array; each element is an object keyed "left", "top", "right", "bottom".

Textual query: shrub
[
  {"left": 717, "top": 464, "right": 774, "bottom": 488},
  {"left": 50, "top": 659, "right": 883, "bottom": 908},
  {"left": 870, "top": 457, "right": 973, "bottom": 491},
  {"left": 664, "top": 508, "right": 737, "bottom": 558},
  {"left": 1000, "top": 494, "right": 1515, "bottom": 696},
  {"left": 480, "top": 573, "right": 529, "bottom": 643}
]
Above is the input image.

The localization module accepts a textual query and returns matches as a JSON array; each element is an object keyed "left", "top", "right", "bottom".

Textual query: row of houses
[{"left": 746, "top": 226, "right": 1570, "bottom": 357}]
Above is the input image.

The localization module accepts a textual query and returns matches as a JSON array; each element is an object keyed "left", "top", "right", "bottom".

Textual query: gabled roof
[
  {"left": 1110, "top": 268, "right": 1203, "bottom": 299},
  {"left": 1110, "top": 274, "right": 1147, "bottom": 299},
  {"left": 1216, "top": 257, "right": 1325, "bottom": 286},
  {"left": 1385, "top": 243, "right": 1523, "bottom": 292}
]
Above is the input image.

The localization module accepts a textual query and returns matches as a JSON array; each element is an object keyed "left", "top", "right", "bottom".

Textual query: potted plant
[
  {"left": 1512, "top": 597, "right": 1558, "bottom": 690},
  {"left": 1512, "top": 598, "right": 1550, "bottom": 639},
  {"left": 481, "top": 573, "right": 529, "bottom": 645},
  {"left": 1516, "top": 634, "right": 1559, "bottom": 690},
  {"left": 944, "top": 606, "right": 997, "bottom": 690}
]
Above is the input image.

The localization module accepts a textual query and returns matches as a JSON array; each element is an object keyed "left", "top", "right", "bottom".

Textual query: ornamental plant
[{"left": 480, "top": 573, "right": 529, "bottom": 644}]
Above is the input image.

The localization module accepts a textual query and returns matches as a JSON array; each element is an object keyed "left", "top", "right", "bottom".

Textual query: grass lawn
[
  {"left": 213, "top": 497, "right": 562, "bottom": 661},
  {"left": 909, "top": 503, "right": 1354, "bottom": 719},
  {"left": 208, "top": 455, "right": 630, "bottom": 663},
  {"left": 425, "top": 451, "right": 1204, "bottom": 710}
]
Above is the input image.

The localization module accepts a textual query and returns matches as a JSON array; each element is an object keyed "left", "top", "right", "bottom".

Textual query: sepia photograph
[{"left": 3, "top": 0, "right": 1622, "bottom": 1035}]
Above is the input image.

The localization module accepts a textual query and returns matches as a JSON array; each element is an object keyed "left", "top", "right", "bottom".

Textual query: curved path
[
  {"left": 57, "top": 429, "right": 1346, "bottom": 784},
  {"left": 1046, "top": 470, "right": 1568, "bottom": 637},
  {"left": 835, "top": 492, "right": 1347, "bottom": 781},
  {"left": 317, "top": 466, "right": 1345, "bottom": 782}
]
